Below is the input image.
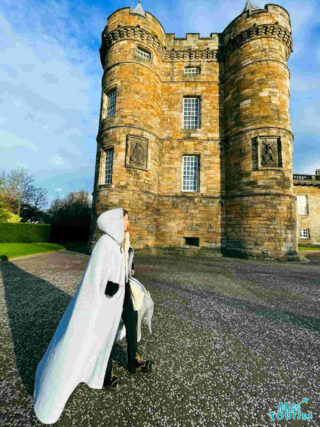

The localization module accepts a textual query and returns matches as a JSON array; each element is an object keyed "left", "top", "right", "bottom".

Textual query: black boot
[
  {"left": 103, "top": 369, "right": 121, "bottom": 392},
  {"left": 130, "top": 352, "right": 154, "bottom": 373}
]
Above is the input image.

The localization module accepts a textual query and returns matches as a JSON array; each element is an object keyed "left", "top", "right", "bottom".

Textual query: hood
[{"left": 97, "top": 208, "right": 124, "bottom": 245}]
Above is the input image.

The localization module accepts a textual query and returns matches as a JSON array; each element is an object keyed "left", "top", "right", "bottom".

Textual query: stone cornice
[{"left": 100, "top": 23, "right": 293, "bottom": 66}]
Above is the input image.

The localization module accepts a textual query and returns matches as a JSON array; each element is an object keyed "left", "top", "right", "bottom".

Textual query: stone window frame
[
  {"left": 181, "top": 154, "right": 200, "bottom": 192},
  {"left": 136, "top": 45, "right": 152, "bottom": 62},
  {"left": 297, "top": 194, "right": 308, "bottom": 215},
  {"left": 299, "top": 228, "right": 310, "bottom": 239},
  {"left": 184, "top": 66, "right": 201, "bottom": 75},
  {"left": 182, "top": 95, "right": 201, "bottom": 130},
  {"left": 102, "top": 84, "right": 117, "bottom": 120},
  {"left": 98, "top": 146, "right": 114, "bottom": 186},
  {"left": 251, "top": 135, "right": 282, "bottom": 171}
]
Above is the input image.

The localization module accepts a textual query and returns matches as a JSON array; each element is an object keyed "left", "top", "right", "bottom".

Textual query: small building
[{"left": 294, "top": 169, "right": 320, "bottom": 246}]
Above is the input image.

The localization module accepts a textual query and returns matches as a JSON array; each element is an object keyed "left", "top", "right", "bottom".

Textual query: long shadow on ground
[{"left": 0, "top": 261, "right": 125, "bottom": 396}]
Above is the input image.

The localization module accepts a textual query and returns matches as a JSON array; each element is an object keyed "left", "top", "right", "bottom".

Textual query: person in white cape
[{"left": 33, "top": 207, "right": 154, "bottom": 425}]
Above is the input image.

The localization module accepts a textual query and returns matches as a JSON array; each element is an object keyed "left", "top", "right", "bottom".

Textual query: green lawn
[
  {"left": 0, "top": 242, "right": 318, "bottom": 261},
  {"left": 0, "top": 243, "right": 66, "bottom": 260},
  {"left": 298, "top": 246, "right": 320, "bottom": 250}
]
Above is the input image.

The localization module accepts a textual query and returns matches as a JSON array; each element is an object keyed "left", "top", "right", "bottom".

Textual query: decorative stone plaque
[
  {"left": 125, "top": 134, "right": 148, "bottom": 170},
  {"left": 252, "top": 136, "right": 282, "bottom": 170}
]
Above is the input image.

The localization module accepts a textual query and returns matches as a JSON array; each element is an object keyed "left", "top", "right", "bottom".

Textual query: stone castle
[{"left": 88, "top": 0, "right": 309, "bottom": 262}]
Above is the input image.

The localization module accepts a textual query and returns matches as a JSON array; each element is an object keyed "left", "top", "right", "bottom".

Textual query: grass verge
[{"left": 0, "top": 243, "right": 66, "bottom": 260}]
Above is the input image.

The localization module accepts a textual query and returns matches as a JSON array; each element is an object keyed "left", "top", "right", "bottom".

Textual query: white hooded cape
[{"left": 33, "top": 207, "right": 154, "bottom": 424}]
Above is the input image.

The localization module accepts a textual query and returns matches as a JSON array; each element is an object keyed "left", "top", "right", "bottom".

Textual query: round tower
[
  {"left": 89, "top": 2, "right": 166, "bottom": 250},
  {"left": 221, "top": 3, "right": 299, "bottom": 260}
]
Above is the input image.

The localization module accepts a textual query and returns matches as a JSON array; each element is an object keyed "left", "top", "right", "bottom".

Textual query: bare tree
[
  {"left": 0, "top": 176, "right": 11, "bottom": 222},
  {"left": 32, "top": 187, "right": 49, "bottom": 210},
  {"left": 0, "top": 167, "right": 48, "bottom": 216}
]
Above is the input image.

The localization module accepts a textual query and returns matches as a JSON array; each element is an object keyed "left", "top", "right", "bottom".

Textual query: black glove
[{"left": 105, "top": 280, "right": 119, "bottom": 297}]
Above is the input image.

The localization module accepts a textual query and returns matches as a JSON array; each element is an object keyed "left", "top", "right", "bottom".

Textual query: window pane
[
  {"left": 107, "top": 89, "right": 116, "bottom": 117},
  {"left": 105, "top": 148, "right": 113, "bottom": 184},
  {"left": 182, "top": 155, "right": 198, "bottom": 191},
  {"left": 299, "top": 228, "right": 310, "bottom": 239},
  {"left": 183, "top": 97, "right": 199, "bottom": 129},
  {"left": 137, "top": 47, "right": 151, "bottom": 60},
  {"left": 184, "top": 67, "right": 200, "bottom": 74}
]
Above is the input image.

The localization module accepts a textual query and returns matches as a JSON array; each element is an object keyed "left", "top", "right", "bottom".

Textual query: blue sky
[{"left": 1, "top": 0, "right": 319, "bottom": 208}]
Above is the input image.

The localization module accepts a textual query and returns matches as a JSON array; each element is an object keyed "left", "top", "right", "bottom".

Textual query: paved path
[{"left": 0, "top": 249, "right": 319, "bottom": 426}]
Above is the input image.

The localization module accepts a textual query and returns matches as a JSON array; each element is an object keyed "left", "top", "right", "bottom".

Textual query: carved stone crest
[
  {"left": 125, "top": 135, "right": 148, "bottom": 170},
  {"left": 252, "top": 136, "right": 282, "bottom": 170}
]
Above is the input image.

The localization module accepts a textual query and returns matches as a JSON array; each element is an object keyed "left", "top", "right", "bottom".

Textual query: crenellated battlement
[
  {"left": 100, "top": 2, "right": 293, "bottom": 67},
  {"left": 222, "top": 22, "right": 292, "bottom": 60},
  {"left": 165, "top": 32, "right": 219, "bottom": 44}
]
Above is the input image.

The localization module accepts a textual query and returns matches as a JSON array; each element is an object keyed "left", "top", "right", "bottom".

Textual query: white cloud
[
  {"left": 15, "top": 161, "right": 28, "bottom": 168},
  {"left": 54, "top": 188, "right": 63, "bottom": 192},
  {"left": 0, "top": 130, "right": 39, "bottom": 152},
  {"left": 48, "top": 155, "right": 66, "bottom": 166}
]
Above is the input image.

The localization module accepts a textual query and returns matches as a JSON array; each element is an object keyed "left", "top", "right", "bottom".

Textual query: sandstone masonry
[{"left": 88, "top": 1, "right": 306, "bottom": 262}]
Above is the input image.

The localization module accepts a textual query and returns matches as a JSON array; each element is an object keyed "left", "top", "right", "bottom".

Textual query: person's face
[{"left": 123, "top": 214, "right": 129, "bottom": 232}]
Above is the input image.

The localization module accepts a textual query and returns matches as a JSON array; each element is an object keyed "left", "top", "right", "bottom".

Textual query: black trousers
[{"left": 105, "top": 280, "right": 138, "bottom": 378}]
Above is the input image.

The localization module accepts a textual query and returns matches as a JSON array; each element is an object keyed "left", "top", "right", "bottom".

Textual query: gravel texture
[{"left": 0, "top": 248, "right": 319, "bottom": 426}]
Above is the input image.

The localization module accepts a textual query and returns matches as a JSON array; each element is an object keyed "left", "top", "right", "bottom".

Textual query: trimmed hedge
[{"left": 0, "top": 223, "right": 51, "bottom": 243}]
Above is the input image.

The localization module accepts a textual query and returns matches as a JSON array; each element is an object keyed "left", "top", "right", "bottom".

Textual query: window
[
  {"left": 297, "top": 195, "right": 308, "bottom": 215},
  {"left": 182, "top": 155, "right": 199, "bottom": 191},
  {"left": 184, "top": 66, "right": 200, "bottom": 75},
  {"left": 136, "top": 46, "right": 151, "bottom": 60},
  {"left": 300, "top": 228, "right": 310, "bottom": 239},
  {"left": 183, "top": 97, "right": 200, "bottom": 129},
  {"left": 99, "top": 147, "right": 113, "bottom": 185},
  {"left": 184, "top": 237, "right": 199, "bottom": 247},
  {"left": 104, "top": 148, "right": 113, "bottom": 184},
  {"left": 106, "top": 88, "right": 116, "bottom": 117}
]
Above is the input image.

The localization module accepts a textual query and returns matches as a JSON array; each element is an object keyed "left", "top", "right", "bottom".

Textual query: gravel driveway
[{"left": 0, "top": 248, "right": 319, "bottom": 426}]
